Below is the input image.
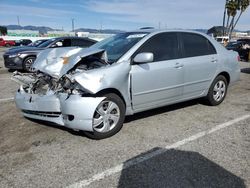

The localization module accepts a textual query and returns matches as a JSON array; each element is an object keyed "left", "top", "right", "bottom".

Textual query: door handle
[
  {"left": 211, "top": 58, "right": 218, "bottom": 63},
  {"left": 174, "top": 62, "right": 184, "bottom": 68}
]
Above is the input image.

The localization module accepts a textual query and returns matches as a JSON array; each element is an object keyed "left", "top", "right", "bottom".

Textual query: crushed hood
[{"left": 32, "top": 47, "right": 107, "bottom": 79}]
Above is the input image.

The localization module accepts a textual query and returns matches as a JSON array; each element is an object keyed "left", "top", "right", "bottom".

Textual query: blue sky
[{"left": 0, "top": 0, "right": 250, "bottom": 31}]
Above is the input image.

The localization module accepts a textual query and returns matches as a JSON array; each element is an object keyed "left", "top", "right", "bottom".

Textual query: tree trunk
[
  {"left": 232, "top": 11, "right": 243, "bottom": 31},
  {"left": 229, "top": 16, "right": 235, "bottom": 40},
  {"left": 226, "top": 14, "right": 230, "bottom": 36},
  {"left": 222, "top": 0, "right": 229, "bottom": 36}
]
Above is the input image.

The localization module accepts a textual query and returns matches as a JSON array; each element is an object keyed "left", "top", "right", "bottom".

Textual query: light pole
[
  {"left": 71, "top": 18, "right": 75, "bottom": 32},
  {"left": 17, "top": 16, "right": 20, "bottom": 26}
]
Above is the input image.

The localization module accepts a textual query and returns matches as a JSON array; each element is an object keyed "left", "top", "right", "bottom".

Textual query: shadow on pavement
[
  {"left": 241, "top": 68, "right": 250, "bottom": 74},
  {"left": 118, "top": 148, "right": 245, "bottom": 188},
  {"left": 125, "top": 99, "right": 200, "bottom": 123}
]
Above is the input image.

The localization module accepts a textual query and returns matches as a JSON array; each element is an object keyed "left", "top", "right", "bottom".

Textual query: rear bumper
[{"left": 15, "top": 88, "right": 105, "bottom": 131}]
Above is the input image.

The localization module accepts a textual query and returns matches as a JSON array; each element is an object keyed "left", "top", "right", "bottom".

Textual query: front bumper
[
  {"left": 4, "top": 54, "right": 23, "bottom": 69},
  {"left": 15, "top": 88, "right": 105, "bottom": 131}
]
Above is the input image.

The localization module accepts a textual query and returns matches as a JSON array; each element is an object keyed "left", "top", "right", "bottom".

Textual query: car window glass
[
  {"left": 134, "top": 32, "right": 180, "bottom": 62},
  {"left": 72, "top": 39, "right": 94, "bottom": 47},
  {"left": 62, "top": 39, "right": 71, "bottom": 47},
  {"left": 181, "top": 33, "right": 216, "bottom": 57},
  {"left": 37, "top": 38, "right": 56, "bottom": 48}
]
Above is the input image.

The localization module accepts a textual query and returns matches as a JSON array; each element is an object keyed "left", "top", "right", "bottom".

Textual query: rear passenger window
[
  {"left": 181, "top": 33, "right": 216, "bottom": 57},
  {"left": 72, "top": 39, "right": 94, "bottom": 47},
  {"left": 135, "top": 32, "right": 180, "bottom": 62}
]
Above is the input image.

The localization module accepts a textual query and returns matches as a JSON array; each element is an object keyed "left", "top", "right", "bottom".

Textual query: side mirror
[{"left": 133, "top": 52, "right": 154, "bottom": 64}]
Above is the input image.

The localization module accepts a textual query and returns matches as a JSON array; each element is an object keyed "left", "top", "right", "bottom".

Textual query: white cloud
[
  {"left": 0, "top": 4, "right": 77, "bottom": 19},
  {"left": 83, "top": 0, "right": 249, "bottom": 29}
]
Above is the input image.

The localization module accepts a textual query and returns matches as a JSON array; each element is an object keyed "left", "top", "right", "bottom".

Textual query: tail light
[{"left": 237, "top": 55, "right": 241, "bottom": 62}]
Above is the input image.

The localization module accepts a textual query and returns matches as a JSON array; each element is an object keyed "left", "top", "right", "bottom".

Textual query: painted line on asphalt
[
  {"left": 67, "top": 114, "right": 250, "bottom": 188},
  {"left": 0, "top": 97, "right": 14, "bottom": 102}
]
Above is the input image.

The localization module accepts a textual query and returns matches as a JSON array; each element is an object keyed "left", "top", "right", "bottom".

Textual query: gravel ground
[{"left": 0, "top": 47, "right": 249, "bottom": 188}]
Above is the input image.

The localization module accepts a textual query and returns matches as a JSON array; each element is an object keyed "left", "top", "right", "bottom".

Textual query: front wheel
[
  {"left": 84, "top": 93, "right": 125, "bottom": 139},
  {"left": 23, "top": 56, "right": 36, "bottom": 71},
  {"left": 205, "top": 75, "right": 228, "bottom": 106}
]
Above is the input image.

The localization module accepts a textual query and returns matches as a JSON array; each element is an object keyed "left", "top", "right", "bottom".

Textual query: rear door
[
  {"left": 180, "top": 32, "right": 218, "bottom": 98},
  {"left": 130, "top": 32, "right": 184, "bottom": 111}
]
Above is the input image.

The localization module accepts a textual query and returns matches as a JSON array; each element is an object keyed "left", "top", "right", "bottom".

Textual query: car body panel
[
  {"left": 15, "top": 88, "right": 105, "bottom": 131},
  {"left": 32, "top": 47, "right": 106, "bottom": 78},
  {"left": 130, "top": 59, "right": 184, "bottom": 111}
]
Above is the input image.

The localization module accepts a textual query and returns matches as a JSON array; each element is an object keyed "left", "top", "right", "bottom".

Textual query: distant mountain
[
  {"left": 74, "top": 28, "right": 125, "bottom": 34},
  {"left": 5, "top": 25, "right": 60, "bottom": 34},
  {"left": 4, "top": 25, "right": 124, "bottom": 34}
]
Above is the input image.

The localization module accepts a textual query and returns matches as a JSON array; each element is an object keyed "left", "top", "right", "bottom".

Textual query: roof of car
[
  {"left": 130, "top": 28, "right": 207, "bottom": 35},
  {"left": 51, "top": 36, "right": 96, "bottom": 42}
]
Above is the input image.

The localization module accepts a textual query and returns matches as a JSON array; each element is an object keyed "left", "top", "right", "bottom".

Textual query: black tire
[
  {"left": 205, "top": 75, "right": 228, "bottom": 106},
  {"left": 23, "top": 56, "right": 36, "bottom": 71},
  {"left": 5, "top": 44, "right": 10, "bottom": 47},
  {"left": 84, "top": 93, "right": 125, "bottom": 140}
]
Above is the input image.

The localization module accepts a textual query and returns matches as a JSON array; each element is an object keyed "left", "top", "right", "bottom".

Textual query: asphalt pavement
[{"left": 0, "top": 48, "right": 250, "bottom": 188}]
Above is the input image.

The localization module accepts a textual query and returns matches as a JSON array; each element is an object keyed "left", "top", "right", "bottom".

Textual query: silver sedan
[{"left": 13, "top": 29, "right": 240, "bottom": 139}]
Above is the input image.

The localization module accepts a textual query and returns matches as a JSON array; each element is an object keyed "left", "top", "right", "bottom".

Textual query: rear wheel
[
  {"left": 5, "top": 44, "right": 10, "bottom": 47},
  {"left": 23, "top": 56, "right": 36, "bottom": 71},
  {"left": 205, "top": 75, "right": 228, "bottom": 106},
  {"left": 84, "top": 93, "right": 125, "bottom": 139}
]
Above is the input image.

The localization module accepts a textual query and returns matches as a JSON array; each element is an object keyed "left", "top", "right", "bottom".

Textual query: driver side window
[{"left": 134, "top": 32, "right": 180, "bottom": 62}]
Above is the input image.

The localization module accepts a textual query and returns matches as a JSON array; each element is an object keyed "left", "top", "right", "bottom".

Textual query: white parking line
[
  {"left": 0, "top": 97, "right": 14, "bottom": 102},
  {"left": 67, "top": 114, "right": 250, "bottom": 188}
]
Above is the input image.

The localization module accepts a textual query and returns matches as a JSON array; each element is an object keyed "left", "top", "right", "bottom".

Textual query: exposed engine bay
[{"left": 12, "top": 48, "right": 109, "bottom": 96}]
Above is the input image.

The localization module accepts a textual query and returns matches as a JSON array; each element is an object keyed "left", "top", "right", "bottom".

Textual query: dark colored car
[
  {"left": 14, "top": 39, "right": 32, "bottom": 46},
  {"left": 237, "top": 38, "right": 250, "bottom": 45},
  {"left": 4, "top": 37, "right": 96, "bottom": 71},
  {"left": 226, "top": 40, "right": 250, "bottom": 62}
]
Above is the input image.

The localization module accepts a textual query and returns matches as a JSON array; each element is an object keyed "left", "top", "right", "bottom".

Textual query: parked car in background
[
  {"left": 4, "top": 37, "right": 96, "bottom": 71},
  {"left": 13, "top": 30, "right": 240, "bottom": 139},
  {"left": 226, "top": 40, "right": 250, "bottom": 62},
  {"left": 237, "top": 38, "right": 250, "bottom": 45},
  {"left": 14, "top": 39, "right": 32, "bottom": 46},
  {"left": 0, "top": 38, "right": 15, "bottom": 47}
]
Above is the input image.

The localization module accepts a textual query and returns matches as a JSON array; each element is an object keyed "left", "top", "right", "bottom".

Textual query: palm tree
[
  {"left": 224, "top": 0, "right": 250, "bottom": 39},
  {"left": 232, "top": 0, "right": 250, "bottom": 30}
]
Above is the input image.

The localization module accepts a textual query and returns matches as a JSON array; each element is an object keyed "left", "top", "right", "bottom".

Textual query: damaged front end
[{"left": 12, "top": 47, "right": 112, "bottom": 131}]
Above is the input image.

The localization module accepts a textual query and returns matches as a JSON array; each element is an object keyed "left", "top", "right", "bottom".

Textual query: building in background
[
  {"left": 46, "top": 31, "right": 75, "bottom": 37},
  {"left": 7, "top": 30, "right": 39, "bottom": 37}
]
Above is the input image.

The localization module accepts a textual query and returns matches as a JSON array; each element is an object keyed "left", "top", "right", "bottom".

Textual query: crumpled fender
[
  {"left": 32, "top": 47, "right": 106, "bottom": 79},
  {"left": 72, "top": 60, "right": 131, "bottom": 107}
]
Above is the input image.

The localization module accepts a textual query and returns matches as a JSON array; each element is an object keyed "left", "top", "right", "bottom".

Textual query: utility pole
[
  {"left": 17, "top": 16, "right": 20, "bottom": 26},
  {"left": 71, "top": 18, "right": 75, "bottom": 32},
  {"left": 100, "top": 21, "right": 103, "bottom": 33}
]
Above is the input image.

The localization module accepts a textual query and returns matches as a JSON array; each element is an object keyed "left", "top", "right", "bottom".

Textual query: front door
[{"left": 130, "top": 32, "right": 184, "bottom": 112}]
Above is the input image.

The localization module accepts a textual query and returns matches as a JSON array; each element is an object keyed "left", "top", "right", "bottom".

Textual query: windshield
[
  {"left": 37, "top": 38, "right": 56, "bottom": 48},
  {"left": 28, "top": 40, "right": 48, "bottom": 47},
  {"left": 91, "top": 32, "right": 148, "bottom": 62}
]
